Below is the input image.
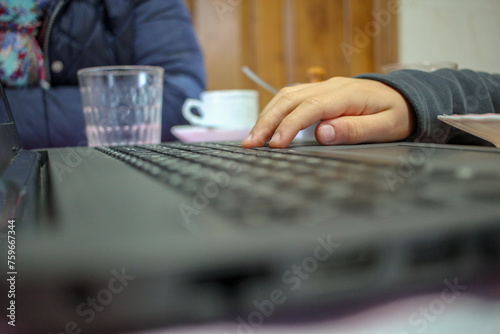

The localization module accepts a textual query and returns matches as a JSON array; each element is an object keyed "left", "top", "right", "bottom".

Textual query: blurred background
[
  {"left": 398, "top": 0, "right": 500, "bottom": 73},
  {"left": 183, "top": 0, "right": 500, "bottom": 108}
]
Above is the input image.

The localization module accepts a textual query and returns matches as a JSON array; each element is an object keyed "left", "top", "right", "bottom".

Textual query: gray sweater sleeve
[{"left": 356, "top": 69, "right": 500, "bottom": 146}]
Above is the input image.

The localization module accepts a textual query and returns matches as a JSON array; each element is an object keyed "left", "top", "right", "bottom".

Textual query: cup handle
[{"left": 182, "top": 99, "right": 205, "bottom": 126}]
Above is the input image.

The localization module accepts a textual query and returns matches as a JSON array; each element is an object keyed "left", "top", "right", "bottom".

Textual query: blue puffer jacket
[{"left": 5, "top": 0, "right": 205, "bottom": 149}]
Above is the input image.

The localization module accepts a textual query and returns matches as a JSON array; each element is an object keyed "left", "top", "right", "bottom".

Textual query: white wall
[{"left": 398, "top": 0, "right": 500, "bottom": 73}]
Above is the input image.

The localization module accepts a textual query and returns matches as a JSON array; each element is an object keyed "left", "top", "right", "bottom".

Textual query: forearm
[{"left": 357, "top": 69, "right": 500, "bottom": 145}]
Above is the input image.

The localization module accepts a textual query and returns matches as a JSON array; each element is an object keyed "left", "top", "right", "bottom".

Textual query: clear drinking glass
[{"left": 77, "top": 66, "right": 164, "bottom": 147}]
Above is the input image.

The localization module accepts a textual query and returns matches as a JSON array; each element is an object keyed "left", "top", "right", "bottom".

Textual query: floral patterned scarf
[{"left": 0, "top": 0, "right": 50, "bottom": 87}]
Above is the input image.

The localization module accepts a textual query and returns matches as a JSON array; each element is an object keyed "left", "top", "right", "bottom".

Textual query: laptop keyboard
[
  {"left": 97, "top": 141, "right": 402, "bottom": 225},
  {"left": 97, "top": 141, "right": 487, "bottom": 226}
]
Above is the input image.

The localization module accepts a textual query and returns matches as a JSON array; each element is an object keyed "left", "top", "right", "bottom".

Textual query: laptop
[{"left": 1, "top": 81, "right": 500, "bottom": 334}]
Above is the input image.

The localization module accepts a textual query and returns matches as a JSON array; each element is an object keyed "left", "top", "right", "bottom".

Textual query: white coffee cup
[{"left": 182, "top": 90, "right": 259, "bottom": 129}]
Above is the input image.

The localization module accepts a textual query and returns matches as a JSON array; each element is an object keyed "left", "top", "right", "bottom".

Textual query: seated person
[
  {"left": 0, "top": 0, "right": 205, "bottom": 149},
  {"left": 242, "top": 69, "right": 500, "bottom": 148}
]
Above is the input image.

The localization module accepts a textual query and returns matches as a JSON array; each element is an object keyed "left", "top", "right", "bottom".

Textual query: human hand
[{"left": 241, "top": 77, "right": 415, "bottom": 148}]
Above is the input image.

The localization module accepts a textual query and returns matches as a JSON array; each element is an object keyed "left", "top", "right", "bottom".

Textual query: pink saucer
[
  {"left": 171, "top": 125, "right": 251, "bottom": 143},
  {"left": 438, "top": 114, "right": 500, "bottom": 147}
]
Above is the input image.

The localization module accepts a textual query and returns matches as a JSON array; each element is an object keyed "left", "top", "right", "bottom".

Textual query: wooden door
[{"left": 184, "top": 0, "right": 398, "bottom": 108}]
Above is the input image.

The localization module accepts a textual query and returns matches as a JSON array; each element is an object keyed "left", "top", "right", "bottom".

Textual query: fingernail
[
  {"left": 243, "top": 133, "right": 252, "bottom": 142},
  {"left": 318, "top": 124, "right": 336, "bottom": 144},
  {"left": 270, "top": 132, "right": 280, "bottom": 144}
]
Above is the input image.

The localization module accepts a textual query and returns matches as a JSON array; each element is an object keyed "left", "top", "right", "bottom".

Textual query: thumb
[
  {"left": 315, "top": 117, "right": 363, "bottom": 145},
  {"left": 315, "top": 111, "right": 410, "bottom": 145}
]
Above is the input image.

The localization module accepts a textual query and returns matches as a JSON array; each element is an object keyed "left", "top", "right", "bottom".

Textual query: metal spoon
[{"left": 241, "top": 66, "right": 279, "bottom": 95}]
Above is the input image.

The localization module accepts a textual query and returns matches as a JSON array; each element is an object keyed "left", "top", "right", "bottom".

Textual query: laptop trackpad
[{"left": 294, "top": 142, "right": 500, "bottom": 169}]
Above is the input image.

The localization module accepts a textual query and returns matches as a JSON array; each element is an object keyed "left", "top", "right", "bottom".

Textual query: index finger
[{"left": 242, "top": 82, "right": 338, "bottom": 148}]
